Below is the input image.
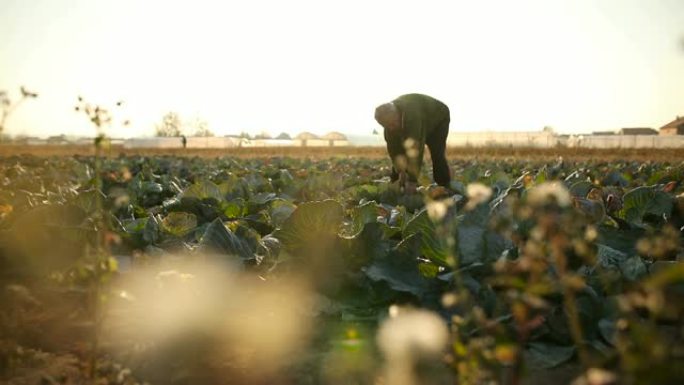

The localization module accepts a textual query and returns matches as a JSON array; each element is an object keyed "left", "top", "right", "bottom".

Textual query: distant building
[
  {"left": 253, "top": 132, "right": 272, "bottom": 140},
  {"left": 46, "top": 135, "right": 69, "bottom": 145},
  {"left": 592, "top": 131, "right": 616, "bottom": 136},
  {"left": 618, "top": 127, "right": 658, "bottom": 135},
  {"left": 659, "top": 116, "right": 684, "bottom": 135},
  {"left": 295, "top": 132, "right": 318, "bottom": 147},
  {"left": 25, "top": 136, "right": 45, "bottom": 145},
  {"left": 321, "top": 131, "right": 348, "bottom": 146},
  {"left": 74, "top": 137, "right": 95, "bottom": 146}
]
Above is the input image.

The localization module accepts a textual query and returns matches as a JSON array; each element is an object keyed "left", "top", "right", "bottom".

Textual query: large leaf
[
  {"left": 122, "top": 217, "right": 148, "bottom": 234},
  {"left": 601, "top": 171, "right": 629, "bottom": 187},
  {"left": 363, "top": 233, "right": 432, "bottom": 297},
  {"left": 269, "top": 199, "right": 296, "bottom": 227},
  {"left": 569, "top": 181, "right": 594, "bottom": 198},
  {"left": 402, "top": 209, "right": 448, "bottom": 264},
  {"left": 222, "top": 198, "right": 247, "bottom": 219},
  {"left": 525, "top": 342, "right": 575, "bottom": 369},
  {"left": 597, "top": 225, "right": 644, "bottom": 256},
  {"left": 251, "top": 192, "right": 278, "bottom": 205},
  {"left": 272, "top": 169, "right": 294, "bottom": 190},
  {"left": 143, "top": 214, "right": 161, "bottom": 245},
  {"left": 256, "top": 234, "right": 281, "bottom": 265},
  {"left": 593, "top": 244, "right": 646, "bottom": 289},
  {"left": 161, "top": 212, "right": 197, "bottom": 237},
  {"left": 342, "top": 184, "right": 380, "bottom": 202},
  {"left": 73, "top": 188, "right": 106, "bottom": 214},
  {"left": 598, "top": 318, "right": 617, "bottom": 346},
  {"left": 341, "top": 221, "right": 392, "bottom": 269},
  {"left": 596, "top": 243, "right": 628, "bottom": 267},
  {"left": 182, "top": 180, "right": 224, "bottom": 201},
  {"left": 457, "top": 203, "right": 512, "bottom": 266},
  {"left": 170, "top": 197, "right": 223, "bottom": 224},
  {"left": 620, "top": 186, "right": 673, "bottom": 225},
  {"left": 242, "top": 173, "right": 272, "bottom": 193},
  {"left": 198, "top": 218, "right": 253, "bottom": 261},
  {"left": 619, "top": 255, "right": 647, "bottom": 281},
  {"left": 272, "top": 200, "right": 344, "bottom": 253},
  {"left": 457, "top": 225, "right": 486, "bottom": 266},
  {"left": 141, "top": 181, "right": 163, "bottom": 194},
  {"left": 346, "top": 200, "right": 382, "bottom": 237},
  {"left": 218, "top": 176, "right": 247, "bottom": 200}
]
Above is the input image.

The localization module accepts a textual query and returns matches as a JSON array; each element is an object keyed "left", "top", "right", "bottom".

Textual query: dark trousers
[
  {"left": 388, "top": 118, "right": 451, "bottom": 187},
  {"left": 426, "top": 118, "right": 451, "bottom": 187}
]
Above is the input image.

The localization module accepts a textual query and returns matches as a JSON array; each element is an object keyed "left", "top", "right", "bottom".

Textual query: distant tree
[
  {"left": 238, "top": 132, "right": 252, "bottom": 139},
  {"left": 189, "top": 117, "right": 213, "bottom": 137},
  {"left": 254, "top": 131, "right": 272, "bottom": 140},
  {"left": 542, "top": 126, "right": 555, "bottom": 134},
  {"left": 372, "top": 128, "right": 379, "bottom": 135},
  {"left": 0, "top": 86, "right": 38, "bottom": 137},
  {"left": 155, "top": 112, "right": 183, "bottom": 137},
  {"left": 276, "top": 132, "right": 291, "bottom": 140}
]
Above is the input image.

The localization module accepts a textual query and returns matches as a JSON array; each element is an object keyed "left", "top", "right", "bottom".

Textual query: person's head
[{"left": 375, "top": 102, "right": 401, "bottom": 131}]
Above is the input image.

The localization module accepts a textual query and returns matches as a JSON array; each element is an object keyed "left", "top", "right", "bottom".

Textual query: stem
[
  {"left": 89, "top": 277, "right": 101, "bottom": 381},
  {"left": 562, "top": 285, "right": 589, "bottom": 367},
  {"left": 89, "top": 133, "right": 106, "bottom": 382},
  {"left": 551, "top": 234, "right": 590, "bottom": 368}
]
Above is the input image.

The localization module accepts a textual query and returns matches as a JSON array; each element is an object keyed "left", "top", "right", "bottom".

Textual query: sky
[{"left": 1, "top": 0, "right": 683, "bottom": 138}]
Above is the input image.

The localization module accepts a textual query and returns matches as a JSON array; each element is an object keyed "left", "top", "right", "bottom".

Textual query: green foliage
[
  {"left": 273, "top": 199, "right": 344, "bottom": 254},
  {"left": 402, "top": 209, "right": 449, "bottom": 264},
  {"left": 364, "top": 233, "right": 432, "bottom": 297},
  {"left": 1, "top": 155, "right": 684, "bottom": 385},
  {"left": 619, "top": 185, "right": 673, "bottom": 226},
  {"left": 198, "top": 218, "right": 253, "bottom": 262}
]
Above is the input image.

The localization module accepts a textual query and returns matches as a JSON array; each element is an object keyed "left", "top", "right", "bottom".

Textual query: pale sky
[{"left": 1, "top": 0, "right": 683, "bottom": 138}]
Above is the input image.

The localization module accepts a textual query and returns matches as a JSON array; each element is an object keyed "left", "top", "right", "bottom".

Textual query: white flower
[
  {"left": 377, "top": 309, "right": 449, "bottom": 361},
  {"left": 465, "top": 183, "right": 493, "bottom": 210},
  {"left": 527, "top": 181, "right": 572, "bottom": 207},
  {"left": 377, "top": 309, "right": 450, "bottom": 385},
  {"left": 426, "top": 199, "right": 452, "bottom": 221}
]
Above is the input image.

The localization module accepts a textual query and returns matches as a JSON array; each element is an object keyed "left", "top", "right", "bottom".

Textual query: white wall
[
  {"left": 122, "top": 137, "right": 348, "bottom": 148},
  {"left": 118, "top": 134, "right": 684, "bottom": 149},
  {"left": 186, "top": 137, "right": 240, "bottom": 148},
  {"left": 123, "top": 137, "right": 183, "bottom": 149},
  {"left": 564, "top": 135, "right": 684, "bottom": 149},
  {"left": 303, "top": 139, "right": 332, "bottom": 147},
  {"left": 446, "top": 132, "right": 557, "bottom": 147},
  {"left": 243, "top": 139, "right": 296, "bottom": 147}
]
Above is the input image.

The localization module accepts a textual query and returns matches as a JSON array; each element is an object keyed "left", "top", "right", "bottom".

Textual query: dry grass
[{"left": 0, "top": 144, "right": 682, "bottom": 162}]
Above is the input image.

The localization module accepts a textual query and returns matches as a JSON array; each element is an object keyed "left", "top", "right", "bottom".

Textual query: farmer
[{"left": 374, "top": 93, "right": 451, "bottom": 191}]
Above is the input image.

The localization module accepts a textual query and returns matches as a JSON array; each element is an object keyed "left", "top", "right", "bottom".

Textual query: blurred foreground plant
[
  {"left": 0, "top": 86, "right": 38, "bottom": 137},
  {"left": 72, "top": 96, "right": 129, "bottom": 379}
]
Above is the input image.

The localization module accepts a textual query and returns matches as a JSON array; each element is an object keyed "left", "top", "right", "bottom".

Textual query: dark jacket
[{"left": 384, "top": 93, "right": 450, "bottom": 180}]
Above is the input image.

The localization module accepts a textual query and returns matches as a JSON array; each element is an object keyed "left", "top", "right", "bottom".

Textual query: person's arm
[
  {"left": 384, "top": 126, "right": 406, "bottom": 180},
  {"left": 402, "top": 111, "right": 425, "bottom": 182}
]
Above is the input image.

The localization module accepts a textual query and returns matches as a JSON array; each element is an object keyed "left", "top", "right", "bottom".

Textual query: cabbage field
[{"left": 1, "top": 153, "right": 683, "bottom": 385}]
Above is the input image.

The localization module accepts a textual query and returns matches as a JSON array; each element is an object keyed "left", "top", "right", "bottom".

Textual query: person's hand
[
  {"left": 428, "top": 185, "right": 451, "bottom": 199},
  {"left": 403, "top": 181, "right": 418, "bottom": 195},
  {"left": 397, "top": 171, "right": 408, "bottom": 185},
  {"left": 397, "top": 171, "right": 417, "bottom": 194}
]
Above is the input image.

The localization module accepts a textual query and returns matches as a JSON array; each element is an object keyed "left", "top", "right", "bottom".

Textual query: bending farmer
[{"left": 374, "top": 93, "right": 451, "bottom": 190}]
